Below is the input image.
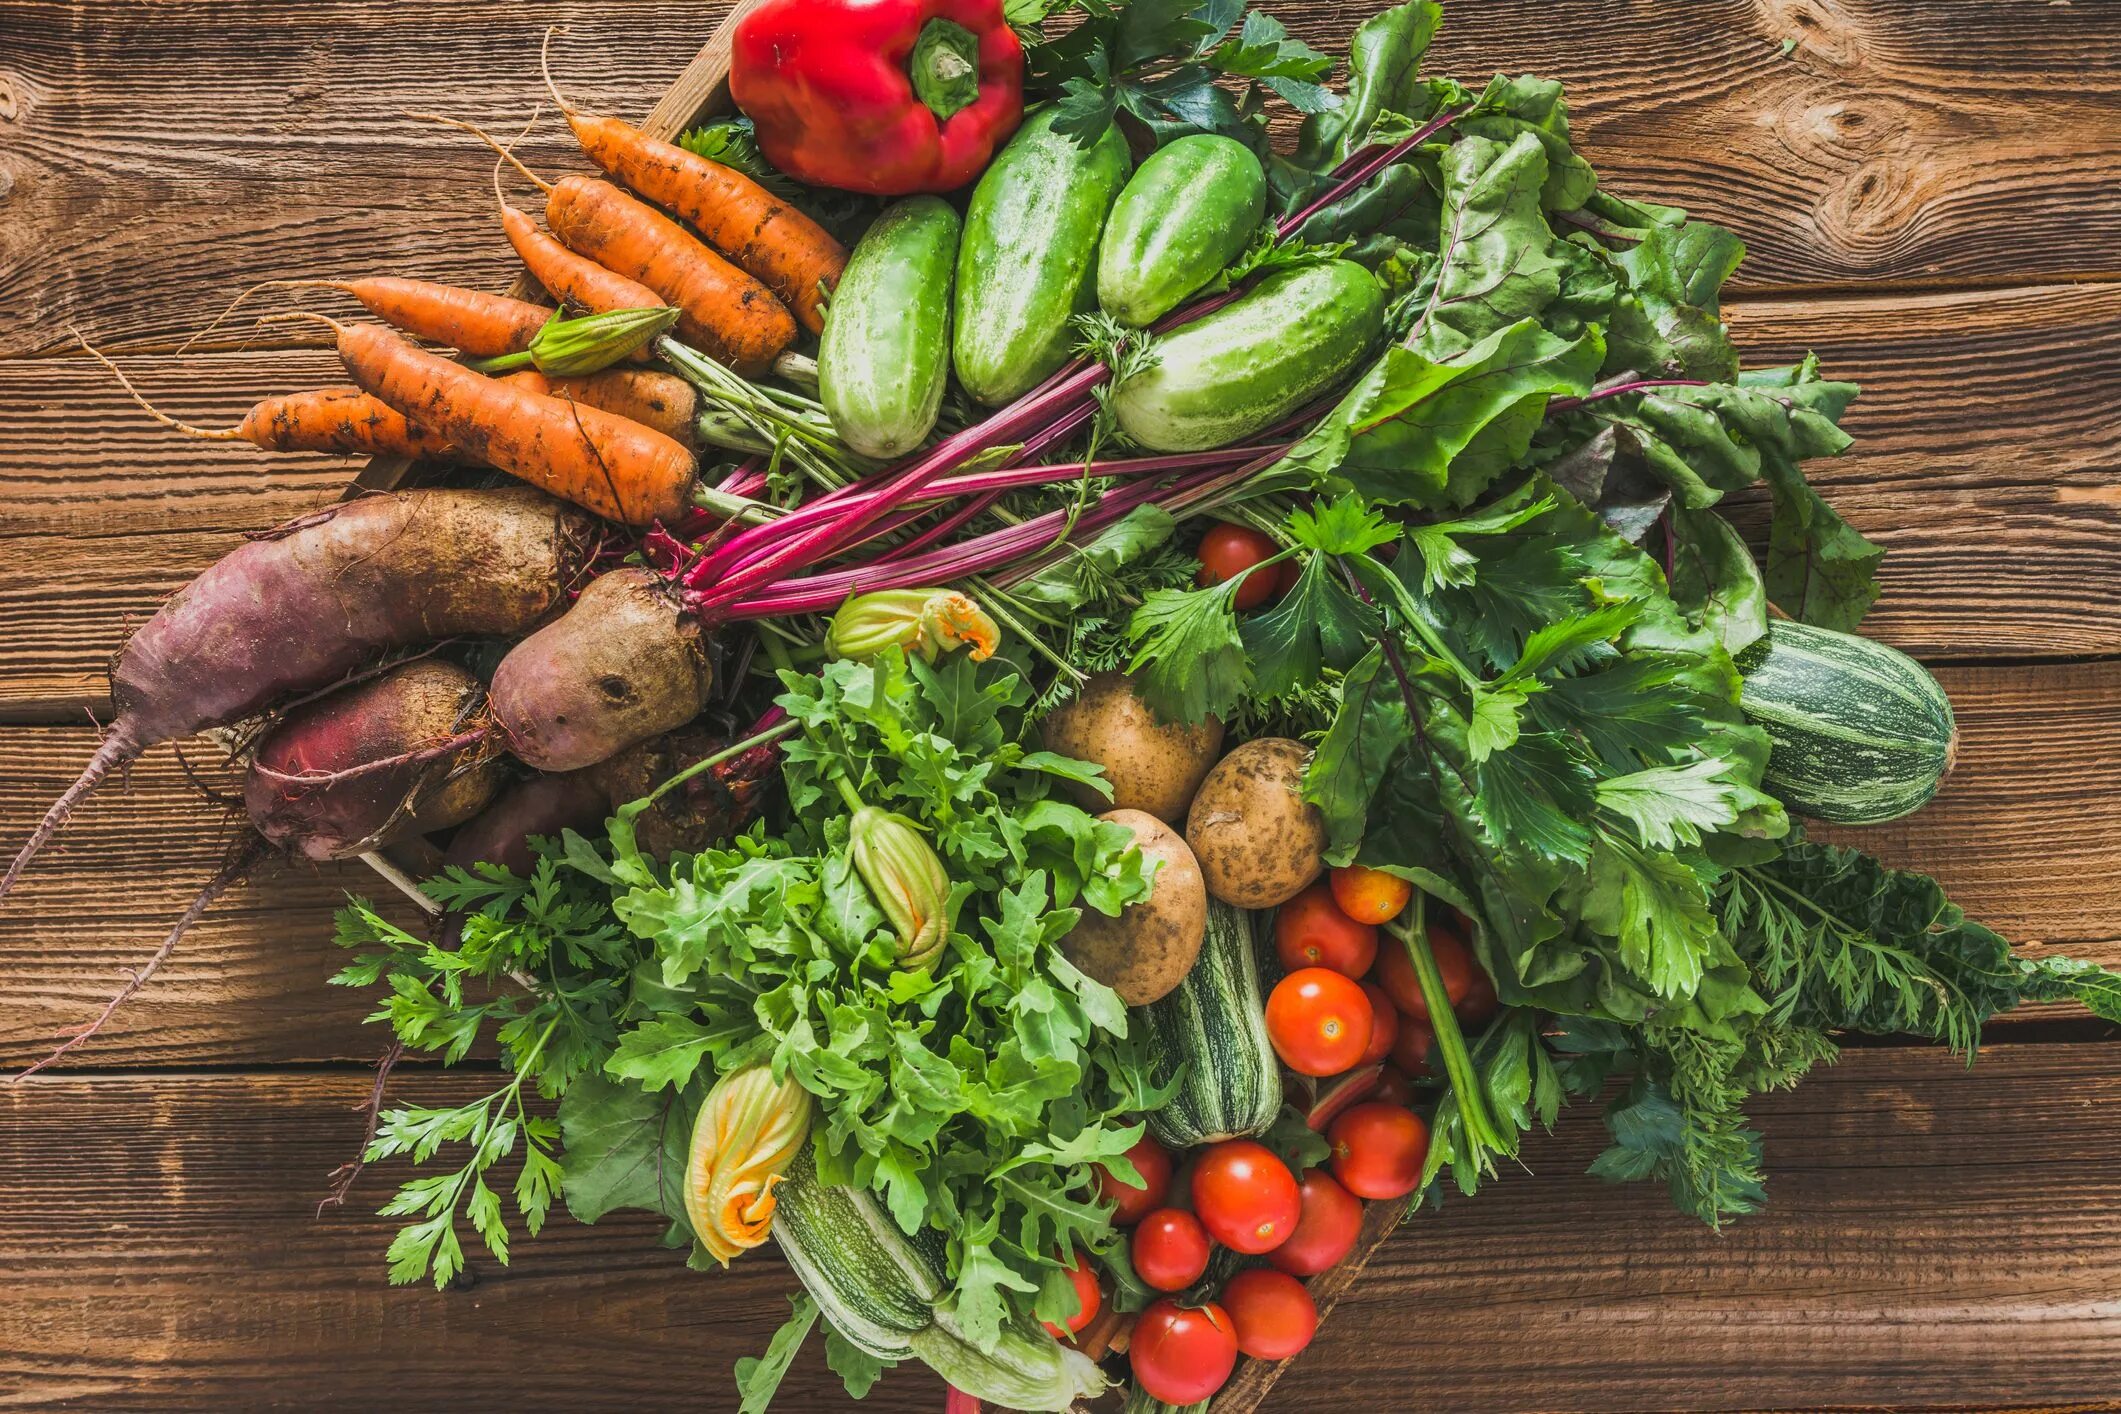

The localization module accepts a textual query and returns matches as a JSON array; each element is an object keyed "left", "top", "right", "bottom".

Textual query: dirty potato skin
[
  {"left": 1061, "top": 808, "right": 1209, "bottom": 1005},
  {"left": 1186, "top": 737, "right": 1328, "bottom": 908},
  {"left": 1039, "top": 672, "right": 1225, "bottom": 824},
  {"left": 489, "top": 567, "right": 715, "bottom": 773}
]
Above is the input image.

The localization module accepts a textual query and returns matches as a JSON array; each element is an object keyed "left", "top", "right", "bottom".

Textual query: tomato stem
[{"left": 1387, "top": 898, "right": 1505, "bottom": 1160}]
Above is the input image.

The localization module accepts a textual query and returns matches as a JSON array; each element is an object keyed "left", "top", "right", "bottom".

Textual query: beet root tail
[
  {"left": 0, "top": 728, "right": 143, "bottom": 906},
  {"left": 10, "top": 835, "right": 268, "bottom": 1081}
]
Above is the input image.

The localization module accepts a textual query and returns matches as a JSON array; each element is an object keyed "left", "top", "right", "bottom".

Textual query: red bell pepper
[{"left": 730, "top": 0, "right": 1025, "bottom": 196}]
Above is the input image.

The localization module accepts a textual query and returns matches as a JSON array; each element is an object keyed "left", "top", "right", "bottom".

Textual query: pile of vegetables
[{"left": 9, "top": 0, "right": 2121, "bottom": 1408}]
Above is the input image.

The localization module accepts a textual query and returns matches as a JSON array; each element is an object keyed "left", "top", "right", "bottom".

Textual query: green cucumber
[
  {"left": 954, "top": 109, "right": 1132, "bottom": 406},
  {"left": 1737, "top": 621, "right": 1957, "bottom": 825},
  {"left": 1141, "top": 900, "right": 1281, "bottom": 1148},
  {"left": 1110, "top": 260, "right": 1384, "bottom": 452},
  {"left": 1098, "top": 134, "right": 1267, "bottom": 327},
  {"left": 819, "top": 196, "right": 959, "bottom": 459}
]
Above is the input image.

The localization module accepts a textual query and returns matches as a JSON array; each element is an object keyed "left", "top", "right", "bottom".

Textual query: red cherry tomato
[
  {"left": 1373, "top": 1066, "right": 1417, "bottom": 1106},
  {"left": 1356, "top": 981, "right": 1399, "bottom": 1065},
  {"left": 1274, "top": 882, "right": 1378, "bottom": 977},
  {"left": 1371, "top": 921, "right": 1475, "bottom": 1021},
  {"left": 1268, "top": 1169, "right": 1364, "bottom": 1277},
  {"left": 1328, "top": 1102, "right": 1431, "bottom": 1200},
  {"left": 1458, "top": 964, "right": 1500, "bottom": 1027},
  {"left": 1041, "top": 1249, "right": 1103, "bottom": 1337},
  {"left": 1131, "top": 1300, "right": 1240, "bottom": 1405},
  {"left": 1196, "top": 522, "right": 1281, "bottom": 610},
  {"left": 1329, "top": 864, "right": 1413, "bottom": 925},
  {"left": 1219, "top": 1267, "right": 1318, "bottom": 1360},
  {"left": 1272, "top": 556, "right": 1302, "bottom": 599},
  {"left": 1389, "top": 1016, "right": 1434, "bottom": 1077},
  {"left": 1266, "top": 967, "right": 1374, "bottom": 1077},
  {"left": 1132, "top": 1208, "right": 1212, "bottom": 1291},
  {"left": 1097, "top": 1133, "right": 1173, "bottom": 1225},
  {"left": 1191, "top": 1140, "right": 1301, "bottom": 1254}
]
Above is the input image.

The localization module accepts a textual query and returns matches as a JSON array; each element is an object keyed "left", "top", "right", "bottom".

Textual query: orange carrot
[
  {"left": 300, "top": 316, "right": 697, "bottom": 528},
  {"left": 545, "top": 368, "right": 699, "bottom": 446},
  {"left": 544, "top": 176, "right": 795, "bottom": 376},
  {"left": 281, "top": 277, "right": 551, "bottom": 357},
  {"left": 543, "top": 37, "right": 843, "bottom": 334},
  {"left": 419, "top": 113, "right": 796, "bottom": 377},
  {"left": 480, "top": 141, "right": 667, "bottom": 316},
  {"left": 80, "top": 337, "right": 459, "bottom": 460}
]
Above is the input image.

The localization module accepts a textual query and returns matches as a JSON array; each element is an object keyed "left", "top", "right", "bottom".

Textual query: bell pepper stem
[
  {"left": 910, "top": 18, "right": 982, "bottom": 121},
  {"left": 1386, "top": 899, "right": 1506, "bottom": 1158}
]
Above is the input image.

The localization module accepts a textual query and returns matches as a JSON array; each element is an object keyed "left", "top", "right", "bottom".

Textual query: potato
[
  {"left": 1061, "top": 808, "right": 1209, "bottom": 1005},
  {"left": 1039, "top": 672, "right": 1224, "bottom": 824},
  {"left": 1186, "top": 737, "right": 1327, "bottom": 908}
]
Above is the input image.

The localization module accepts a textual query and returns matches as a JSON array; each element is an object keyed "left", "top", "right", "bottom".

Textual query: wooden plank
[
  {"left": 4, "top": 0, "right": 2120, "bottom": 363},
  {"left": 4, "top": 654, "right": 2114, "bottom": 1068},
  {"left": 5, "top": 285, "right": 2114, "bottom": 719},
  {"left": 4, "top": 1044, "right": 2119, "bottom": 1410}
]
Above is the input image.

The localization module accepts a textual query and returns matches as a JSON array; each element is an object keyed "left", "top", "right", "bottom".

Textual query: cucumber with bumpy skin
[
  {"left": 1098, "top": 134, "right": 1268, "bottom": 327},
  {"left": 1737, "top": 620, "right": 1957, "bottom": 825},
  {"left": 954, "top": 109, "right": 1132, "bottom": 406},
  {"left": 819, "top": 196, "right": 959, "bottom": 459},
  {"left": 1110, "top": 260, "right": 1385, "bottom": 452}
]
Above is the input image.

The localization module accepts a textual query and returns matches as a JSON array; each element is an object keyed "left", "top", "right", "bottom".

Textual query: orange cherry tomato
[
  {"left": 1274, "top": 882, "right": 1378, "bottom": 978},
  {"left": 1265, "top": 968, "right": 1375, "bottom": 1077},
  {"left": 1196, "top": 522, "right": 1281, "bottom": 610},
  {"left": 1329, "top": 864, "right": 1413, "bottom": 925},
  {"left": 1220, "top": 1267, "right": 1318, "bottom": 1360},
  {"left": 1328, "top": 1102, "right": 1430, "bottom": 1200}
]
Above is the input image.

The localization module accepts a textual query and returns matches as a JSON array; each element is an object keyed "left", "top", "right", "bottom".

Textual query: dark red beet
[
  {"left": 442, "top": 769, "right": 609, "bottom": 877},
  {"left": 1, "top": 487, "right": 596, "bottom": 901},
  {"left": 245, "top": 660, "right": 503, "bottom": 861}
]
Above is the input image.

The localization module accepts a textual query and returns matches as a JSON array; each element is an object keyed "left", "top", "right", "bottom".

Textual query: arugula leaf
[{"left": 823, "top": 1326, "right": 891, "bottom": 1400}]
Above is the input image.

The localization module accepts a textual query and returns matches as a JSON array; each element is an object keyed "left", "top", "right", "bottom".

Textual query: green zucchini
[
  {"left": 954, "top": 109, "right": 1132, "bottom": 406},
  {"left": 1110, "top": 260, "right": 1385, "bottom": 452},
  {"left": 772, "top": 1147, "right": 1107, "bottom": 1408},
  {"left": 1141, "top": 900, "right": 1282, "bottom": 1149},
  {"left": 819, "top": 196, "right": 959, "bottom": 459},
  {"left": 1737, "top": 621, "right": 1957, "bottom": 824},
  {"left": 1098, "top": 134, "right": 1267, "bottom": 327},
  {"left": 771, "top": 1143, "right": 945, "bottom": 1359}
]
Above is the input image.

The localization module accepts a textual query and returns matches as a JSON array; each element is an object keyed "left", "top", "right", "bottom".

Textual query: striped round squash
[
  {"left": 1737, "top": 621, "right": 1957, "bottom": 825},
  {"left": 1141, "top": 900, "right": 1282, "bottom": 1149}
]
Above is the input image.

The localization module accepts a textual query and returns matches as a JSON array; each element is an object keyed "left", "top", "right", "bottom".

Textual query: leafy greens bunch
[
  {"left": 1093, "top": 0, "right": 2121, "bottom": 1224},
  {"left": 339, "top": 647, "right": 1170, "bottom": 1351}
]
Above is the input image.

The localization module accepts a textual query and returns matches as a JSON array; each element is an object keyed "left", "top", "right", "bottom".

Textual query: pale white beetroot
[
  {"left": 488, "top": 566, "right": 714, "bottom": 772},
  {"left": 1, "top": 487, "right": 598, "bottom": 902}
]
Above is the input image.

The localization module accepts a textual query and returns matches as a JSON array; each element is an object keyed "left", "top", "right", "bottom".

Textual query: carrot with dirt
[
  {"left": 287, "top": 314, "right": 698, "bottom": 526},
  {"left": 0, "top": 486, "right": 598, "bottom": 904},
  {"left": 189, "top": 276, "right": 554, "bottom": 358},
  {"left": 420, "top": 113, "right": 796, "bottom": 375},
  {"left": 542, "top": 33, "right": 844, "bottom": 333}
]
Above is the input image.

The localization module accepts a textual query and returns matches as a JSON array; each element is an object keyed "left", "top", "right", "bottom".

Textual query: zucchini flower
[
  {"left": 825, "top": 588, "right": 1000, "bottom": 664},
  {"left": 471, "top": 304, "right": 680, "bottom": 376},
  {"left": 683, "top": 1063, "right": 813, "bottom": 1266},
  {"left": 848, "top": 804, "right": 954, "bottom": 969}
]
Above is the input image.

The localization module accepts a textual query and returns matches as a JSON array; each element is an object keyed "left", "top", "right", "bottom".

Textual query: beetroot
[
  {"left": 442, "top": 769, "right": 609, "bottom": 877},
  {"left": 245, "top": 660, "right": 503, "bottom": 860},
  {"left": 2, "top": 486, "right": 598, "bottom": 901},
  {"left": 489, "top": 566, "right": 714, "bottom": 772}
]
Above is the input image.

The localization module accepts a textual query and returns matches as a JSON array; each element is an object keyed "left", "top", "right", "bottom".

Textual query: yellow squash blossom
[{"left": 683, "top": 1064, "right": 813, "bottom": 1265}]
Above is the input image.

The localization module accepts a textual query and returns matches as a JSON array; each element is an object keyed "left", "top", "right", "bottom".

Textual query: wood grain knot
[{"left": 0, "top": 78, "right": 18, "bottom": 123}]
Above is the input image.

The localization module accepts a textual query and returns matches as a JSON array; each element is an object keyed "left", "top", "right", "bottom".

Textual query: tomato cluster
[{"left": 1074, "top": 871, "right": 1501, "bottom": 1405}]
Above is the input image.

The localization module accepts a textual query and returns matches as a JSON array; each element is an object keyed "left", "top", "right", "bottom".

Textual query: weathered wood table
[{"left": 3, "top": 1, "right": 2118, "bottom": 1408}]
